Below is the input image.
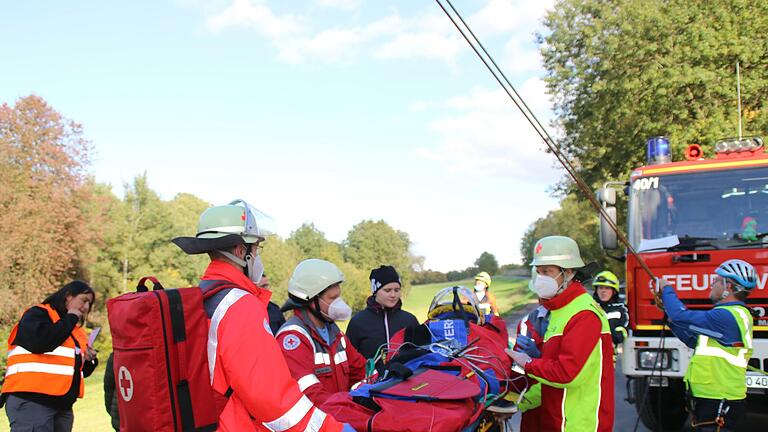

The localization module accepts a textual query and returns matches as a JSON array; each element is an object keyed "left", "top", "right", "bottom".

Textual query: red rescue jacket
[
  {"left": 523, "top": 282, "right": 615, "bottom": 432},
  {"left": 276, "top": 310, "right": 367, "bottom": 407},
  {"left": 201, "top": 260, "right": 343, "bottom": 432}
]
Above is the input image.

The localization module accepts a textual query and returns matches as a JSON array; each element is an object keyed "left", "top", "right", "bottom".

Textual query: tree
[
  {"left": 343, "top": 220, "right": 413, "bottom": 286},
  {"left": 287, "top": 223, "right": 343, "bottom": 262},
  {"left": 519, "top": 193, "right": 624, "bottom": 276},
  {"left": 0, "top": 95, "right": 92, "bottom": 324},
  {"left": 166, "top": 193, "right": 211, "bottom": 285},
  {"left": 260, "top": 236, "right": 304, "bottom": 306},
  {"left": 474, "top": 252, "right": 499, "bottom": 276},
  {"left": 541, "top": 0, "right": 768, "bottom": 189}
]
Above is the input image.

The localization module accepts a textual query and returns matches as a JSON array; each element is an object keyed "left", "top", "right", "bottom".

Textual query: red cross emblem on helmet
[{"left": 535, "top": 243, "right": 543, "bottom": 254}]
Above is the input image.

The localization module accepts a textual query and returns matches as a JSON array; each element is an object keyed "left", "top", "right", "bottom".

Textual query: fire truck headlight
[{"left": 638, "top": 349, "right": 671, "bottom": 370}]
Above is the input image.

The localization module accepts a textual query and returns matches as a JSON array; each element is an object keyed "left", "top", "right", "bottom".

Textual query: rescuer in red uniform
[{"left": 277, "top": 259, "right": 368, "bottom": 407}]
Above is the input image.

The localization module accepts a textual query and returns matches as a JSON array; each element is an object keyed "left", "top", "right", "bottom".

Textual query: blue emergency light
[{"left": 646, "top": 136, "right": 671, "bottom": 165}]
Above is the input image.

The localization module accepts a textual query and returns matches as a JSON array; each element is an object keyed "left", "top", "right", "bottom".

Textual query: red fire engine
[{"left": 598, "top": 136, "right": 768, "bottom": 430}]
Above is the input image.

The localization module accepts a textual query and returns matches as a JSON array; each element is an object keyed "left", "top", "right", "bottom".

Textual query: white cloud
[
  {"left": 469, "top": 0, "right": 554, "bottom": 36},
  {"left": 315, "top": 0, "right": 360, "bottom": 11},
  {"left": 500, "top": 35, "right": 544, "bottom": 75},
  {"left": 206, "top": 0, "right": 304, "bottom": 38},
  {"left": 417, "top": 79, "right": 560, "bottom": 183},
  {"left": 204, "top": 0, "right": 554, "bottom": 65},
  {"left": 375, "top": 31, "right": 464, "bottom": 64},
  {"left": 279, "top": 14, "right": 402, "bottom": 63}
]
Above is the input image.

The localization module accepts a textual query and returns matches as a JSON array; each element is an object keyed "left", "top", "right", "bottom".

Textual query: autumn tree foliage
[
  {"left": 0, "top": 95, "right": 92, "bottom": 324},
  {"left": 1, "top": 95, "right": 483, "bottom": 333}
]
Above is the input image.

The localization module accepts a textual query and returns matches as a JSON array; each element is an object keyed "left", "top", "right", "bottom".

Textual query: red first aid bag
[{"left": 107, "top": 276, "right": 226, "bottom": 432}]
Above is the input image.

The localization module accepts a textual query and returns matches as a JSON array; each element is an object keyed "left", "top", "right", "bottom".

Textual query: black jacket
[
  {"left": 6, "top": 305, "right": 98, "bottom": 411},
  {"left": 104, "top": 353, "right": 120, "bottom": 430},
  {"left": 594, "top": 292, "right": 630, "bottom": 345},
  {"left": 346, "top": 296, "right": 419, "bottom": 360},
  {"left": 267, "top": 301, "right": 286, "bottom": 336}
]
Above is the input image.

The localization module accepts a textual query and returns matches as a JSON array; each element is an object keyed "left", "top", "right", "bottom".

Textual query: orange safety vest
[{"left": 2, "top": 304, "right": 89, "bottom": 398}]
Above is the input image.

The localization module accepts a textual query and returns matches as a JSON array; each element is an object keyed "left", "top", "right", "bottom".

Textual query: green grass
[
  {"left": 0, "top": 368, "right": 113, "bottom": 432},
  {"left": 402, "top": 276, "right": 535, "bottom": 322},
  {"left": 0, "top": 277, "right": 531, "bottom": 431}
]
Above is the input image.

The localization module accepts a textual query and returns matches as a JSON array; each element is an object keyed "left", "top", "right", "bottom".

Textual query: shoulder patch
[
  {"left": 264, "top": 318, "right": 273, "bottom": 336},
  {"left": 283, "top": 334, "right": 301, "bottom": 351}
]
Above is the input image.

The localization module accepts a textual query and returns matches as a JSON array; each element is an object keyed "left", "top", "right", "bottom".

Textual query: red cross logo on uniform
[
  {"left": 282, "top": 334, "right": 301, "bottom": 351},
  {"left": 535, "top": 243, "right": 543, "bottom": 254},
  {"left": 118, "top": 366, "right": 134, "bottom": 402}
]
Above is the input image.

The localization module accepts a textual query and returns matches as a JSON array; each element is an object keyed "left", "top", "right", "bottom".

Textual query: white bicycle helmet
[{"left": 715, "top": 259, "right": 757, "bottom": 291}]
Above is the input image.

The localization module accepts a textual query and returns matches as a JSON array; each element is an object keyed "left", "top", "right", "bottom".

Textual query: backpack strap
[{"left": 200, "top": 280, "right": 241, "bottom": 319}]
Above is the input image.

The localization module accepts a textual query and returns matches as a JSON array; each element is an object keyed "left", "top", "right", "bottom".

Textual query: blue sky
[{"left": 1, "top": 0, "right": 562, "bottom": 271}]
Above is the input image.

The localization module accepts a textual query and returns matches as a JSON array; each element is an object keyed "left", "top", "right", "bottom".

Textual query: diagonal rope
[
  {"left": 434, "top": 0, "right": 658, "bottom": 286},
  {"left": 432, "top": 5, "right": 673, "bottom": 431}
]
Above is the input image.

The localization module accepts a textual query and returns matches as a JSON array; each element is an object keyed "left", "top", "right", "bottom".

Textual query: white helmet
[
  {"left": 715, "top": 259, "right": 757, "bottom": 291},
  {"left": 287, "top": 259, "right": 345, "bottom": 301},
  {"left": 530, "top": 236, "right": 585, "bottom": 269}
]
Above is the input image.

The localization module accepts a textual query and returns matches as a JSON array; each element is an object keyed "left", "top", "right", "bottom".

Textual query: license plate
[{"left": 746, "top": 374, "right": 768, "bottom": 389}]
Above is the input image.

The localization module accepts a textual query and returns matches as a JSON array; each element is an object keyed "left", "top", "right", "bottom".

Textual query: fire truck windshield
[{"left": 628, "top": 166, "right": 768, "bottom": 250}]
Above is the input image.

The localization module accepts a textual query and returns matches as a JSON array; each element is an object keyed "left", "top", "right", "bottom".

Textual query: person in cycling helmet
[{"left": 662, "top": 259, "right": 757, "bottom": 431}]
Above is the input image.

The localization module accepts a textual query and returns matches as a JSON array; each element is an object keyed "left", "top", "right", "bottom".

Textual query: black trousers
[
  {"left": 4, "top": 395, "right": 74, "bottom": 432},
  {"left": 691, "top": 397, "right": 747, "bottom": 432}
]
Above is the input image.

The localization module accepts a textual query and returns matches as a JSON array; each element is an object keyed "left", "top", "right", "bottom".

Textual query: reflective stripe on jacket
[
  {"left": 514, "top": 305, "right": 549, "bottom": 432},
  {"left": 478, "top": 291, "right": 500, "bottom": 316},
  {"left": 524, "top": 282, "right": 614, "bottom": 432},
  {"left": 276, "top": 310, "right": 367, "bottom": 407},
  {"left": 685, "top": 304, "right": 753, "bottom": 400},
  {"left": 201, "top": 260, "right": 343, "bottom": 432},
  {"left": 3, "top": 304, "right": 88, "bottom": 398}
]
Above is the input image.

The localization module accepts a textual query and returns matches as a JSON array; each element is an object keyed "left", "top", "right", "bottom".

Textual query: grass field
[
  {"left": 402, "top": 276, "right": 535, "bottom": 322},
  {"left": 0, "top": 276, "right": 532, "bottom": 431}
]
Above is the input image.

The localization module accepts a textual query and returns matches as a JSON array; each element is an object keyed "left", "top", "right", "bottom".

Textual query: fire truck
[{"left": 598, "top": 136, "right": 768, "bottom": 430}]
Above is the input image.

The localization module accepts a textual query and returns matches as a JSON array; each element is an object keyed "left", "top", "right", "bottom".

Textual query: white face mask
[
  {"left": 246, "top": 254, "right": 265, "bottom": 285},
  {"left": 533, "top": 271, "right": 564, "bottom": 299},
  {"left": 322, "top": 297, "right": 352, "bottom": 321}
]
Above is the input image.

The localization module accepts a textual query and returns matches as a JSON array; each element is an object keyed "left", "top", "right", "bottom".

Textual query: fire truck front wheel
[{"left": 633, "top": 377, "right": 689, "bottom": 431}]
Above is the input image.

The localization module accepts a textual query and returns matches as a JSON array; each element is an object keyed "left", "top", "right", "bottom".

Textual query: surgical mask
[
  {"left": 245, "top": 254, "right": 264, "bottom": 285},
  {"left": 474, "top": 284, "right": 486, "bottom": 299},
  {"left": 321, "top": 297, "right": 352, "bottom": 321},
  {"left": 533, "top": 272, "right": 564, "bottom": 299}
]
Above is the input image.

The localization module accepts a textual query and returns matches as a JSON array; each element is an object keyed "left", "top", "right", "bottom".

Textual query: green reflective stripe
[
  {"left": 731, "top": 306, "right": 752, "bottom": 349},
  {"left": 561, "top": 339, "right": 603, "bottom": 431},
  {"left": 528, "top": 292, "right": 610, "bottom": 430},
  {"left": 685, "top": 305, "right": 753, "bottom": 400},
  {"left": 694, "top": 336, "right": 749, "bottom": 368},
  {"left": 518, "top": 383, "right": 541, "bottom": 413}
]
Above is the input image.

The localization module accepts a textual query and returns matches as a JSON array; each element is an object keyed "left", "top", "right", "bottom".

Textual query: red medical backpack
[{"left": 107, "top": 277, "right": 230, "bottom": 431}]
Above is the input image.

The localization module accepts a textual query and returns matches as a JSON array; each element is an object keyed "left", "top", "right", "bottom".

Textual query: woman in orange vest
[{"left": 1, "top": 280, "right": 98, "bottom": 432}]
